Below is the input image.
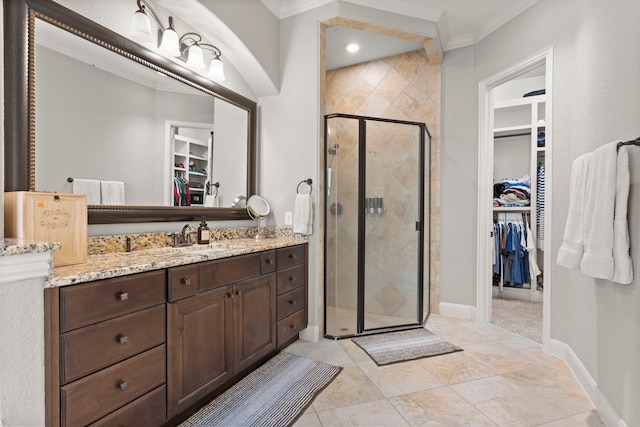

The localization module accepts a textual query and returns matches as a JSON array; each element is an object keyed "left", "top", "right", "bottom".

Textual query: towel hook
[{"left": 297, "top": 178, "right": 313, "bottom": 194}]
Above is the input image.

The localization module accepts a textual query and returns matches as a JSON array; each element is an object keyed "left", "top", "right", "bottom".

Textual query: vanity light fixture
[{"left": 131, "top": 0, "right": 225, "bottom": 82}]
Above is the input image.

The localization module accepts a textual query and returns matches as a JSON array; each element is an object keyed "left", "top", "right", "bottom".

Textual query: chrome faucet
[
  {"left": 181, "top": 224, "right": 195, "bottom": 244},
  {"left": 173, "top": 224, "right": 195, "bottom": 246}
]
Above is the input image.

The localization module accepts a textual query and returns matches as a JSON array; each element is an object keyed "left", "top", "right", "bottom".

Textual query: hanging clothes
[
  {"left": 492, "top": 213, "right": 537, "bottom": 290},
  {"left": 536, "top": 162, "right": 545, "bottom": 248}
]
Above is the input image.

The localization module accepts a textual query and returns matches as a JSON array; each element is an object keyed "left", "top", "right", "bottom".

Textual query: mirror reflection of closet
[{"left": 491, "top": 66, "right": 546, "bottom": 343}]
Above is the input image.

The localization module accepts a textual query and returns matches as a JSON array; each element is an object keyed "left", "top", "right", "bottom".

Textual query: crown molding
[
  {"left": 472, "top": 0, "right": 538, "bottom": 44},
  {"left": 260, "top": 0, "right": 282, "bottom": 17}
]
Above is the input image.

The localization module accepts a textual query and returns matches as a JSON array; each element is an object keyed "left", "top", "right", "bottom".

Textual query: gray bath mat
[
  {"left": 352, "top": 328, "right": 462, "bottom": 366},
  {"left": 180, "top": 351, "right": 341, "bottom": 427}
]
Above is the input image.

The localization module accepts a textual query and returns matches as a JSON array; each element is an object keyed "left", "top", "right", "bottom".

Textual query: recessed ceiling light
[{"left": 344, "top": 43, "right": 360, "bottom": 53}]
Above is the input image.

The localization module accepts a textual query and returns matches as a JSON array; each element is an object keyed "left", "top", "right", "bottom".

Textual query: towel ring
[{"left": 297, "top": 178, "right": 313, "bottom": 194}]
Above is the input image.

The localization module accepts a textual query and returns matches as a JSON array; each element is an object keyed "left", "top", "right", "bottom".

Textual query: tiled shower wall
[{"left": 322, "top": 28, "right": 441, "bottom": 315}]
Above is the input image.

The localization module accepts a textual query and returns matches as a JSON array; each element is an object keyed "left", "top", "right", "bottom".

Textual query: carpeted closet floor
[{"left": 492, "top": 297, "right": 543, "bottom": 343}]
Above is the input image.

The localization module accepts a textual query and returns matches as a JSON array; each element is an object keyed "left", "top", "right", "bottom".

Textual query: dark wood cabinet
[
  {"left": 167, "top": 255, "right": 276, "bottom": 419},
  {"left": 167, "top": 285, "right": 234, "bottom": 416},
  {"left": 47, "top": 243, "right": 307, "bottom": 426}
]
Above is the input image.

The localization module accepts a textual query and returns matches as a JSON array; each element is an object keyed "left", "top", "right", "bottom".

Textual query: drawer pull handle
[
  {"left": 118, "top": 335, "right": 128, "bottom": 344},
  {"left": 236, "top": 290, "right": 242, "bottom": 296},
  {"left": 289, "top": 324, "right": 295, "bottom": 329},
  {"left": 118, "top": 381, "right": 129, "bottom": 391},
  {"left": 289, "top": 299, "right": 296, "bottom": 305},
  {"left": 182, "top": 277, "right": 191, "bottom": 286},
  {"left": 117, "top": 292, "right": 129, "bottom": 301},
  {"left": 288, "top": 276, "right": 296, "bottom": 282},
  {"left": 288, "top": 253, "right": 297, "bottom": 259},
  {"left": 265, "top": 258, "right": 273, "bottom": 265},
  {"left": 228, "top": 292, "right": 235, "bottom": 299}
]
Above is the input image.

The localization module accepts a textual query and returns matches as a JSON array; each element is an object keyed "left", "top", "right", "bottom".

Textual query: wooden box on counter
[{"left": 4, "top": 191, "right": 88, "bottom": 266}]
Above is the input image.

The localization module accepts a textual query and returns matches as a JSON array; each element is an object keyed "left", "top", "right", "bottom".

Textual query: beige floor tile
[
  {"left": 419, "top": 350, "right": 496, "bottom": 385},
  {"left": 338, "top": 338, "right": 373, "bottom": 364},
  {"left": 450, "top": 375, "right": 522, "bottom": 405},
  {"left": 503, "top": 366, "right": 594, "bottom": 416},
  {"left": 570, "top": 410, "right": 606, "bottom": 426},
  {"left": 312, "top": 365, "right": 385, "bottom": 411},
  {"left": 389, "top": 386, "right": 498, "bottom": 426},
  {"left": 316, "top": 399, "right": 410, "bottom": 427},
  {"left": 426, "top": 322, "right": 496, "bottom": 347},
  {"left": 285, "top": 338, "right": 355, "bottom": 367},
  {"left": 293, "top": 412, "right": 323, "bottom": 427},
  {"left": 475, "top": 396, "right": 567, "bottom": 427},
  {"left": 517, "top": 346, "right": 573, "bottom": 374},
  {"left": 536, "top": 416, "right": 591, "bottom": 427},
  {"left": 358, "top": 359, "right": 444, "bottom": 397},
  {"left": 461, "top": 321, "right": 520, "bottom": 341},
  {"left": 464, "top": 341, "right": 540, "bottom": 375},
  {"left": 499, "top": 335, "right": 541, "bottom": 351}
]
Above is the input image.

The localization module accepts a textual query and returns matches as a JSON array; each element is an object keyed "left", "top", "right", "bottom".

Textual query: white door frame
[{"left": 476, "top": 47, "right": 553, "bottom": 351}]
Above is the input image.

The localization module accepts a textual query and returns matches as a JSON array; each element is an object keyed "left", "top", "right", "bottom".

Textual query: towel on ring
[
  {"left": 293, "top": 193, "right": 312, "bottom": 235},
  {"left": 557, "top": 141, "right": 633, "bottom": 284},
  {"left": 72, "top": 178, "right": 101, "bottom": 205},
  {"left": 100, "top": 180, "right": 125, "bottom": 205}
]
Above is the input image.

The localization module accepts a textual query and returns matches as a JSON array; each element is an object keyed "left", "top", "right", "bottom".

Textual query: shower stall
[{"left": 324, "top": 113, "right": 431, "bottom": 339}]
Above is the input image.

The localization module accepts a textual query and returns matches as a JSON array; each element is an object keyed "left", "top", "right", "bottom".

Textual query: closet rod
[{"left": 494, "top": 132, "right": 531, "bottom": 139}]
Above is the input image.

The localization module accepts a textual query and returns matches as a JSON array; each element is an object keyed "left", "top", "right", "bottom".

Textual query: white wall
[{"left": 440, "top": 0, "right": 640, "bottom": 425}]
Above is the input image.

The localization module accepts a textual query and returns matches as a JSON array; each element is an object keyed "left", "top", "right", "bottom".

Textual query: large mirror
[{"left": 4, "top": 0, "right": 257, "bottom": 223}]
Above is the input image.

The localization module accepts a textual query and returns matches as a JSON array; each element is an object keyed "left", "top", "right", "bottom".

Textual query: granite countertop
[
  {"left": 0, "top": 238, "right": 61, "bottom": 257},
  {"left": 49, "top": 237, "right": 307, "bottom": 288}
]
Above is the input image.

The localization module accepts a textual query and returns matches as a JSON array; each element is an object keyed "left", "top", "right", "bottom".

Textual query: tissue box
[{"left": 4, "top": 192, "right": 88, "bottom": 266}]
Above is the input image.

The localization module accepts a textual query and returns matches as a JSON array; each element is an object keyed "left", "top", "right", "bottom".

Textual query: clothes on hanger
[{"left": 493, "top": 213, "right": 539, "bottom": 289}]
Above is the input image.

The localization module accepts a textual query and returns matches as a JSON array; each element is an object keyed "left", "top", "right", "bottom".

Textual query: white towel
[
  {"left": 100, "top": 181, "right": 125, "bottom": 205},
  {"left": 557, "top": 152, "right": 590, "bottom": 268},
  {"left": 557, "top": 141, "right": 633, "bottom": 284},
  {"left": 293, "top": 193, "right": 312, "bottom": 235},
  {"left": 72, "top": 178, "right": 101, "bottom": 205}
]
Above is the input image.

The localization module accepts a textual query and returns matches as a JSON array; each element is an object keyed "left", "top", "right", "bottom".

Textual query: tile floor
[{"left": 287, "top": 314, "right": 605, "bottom": 427}]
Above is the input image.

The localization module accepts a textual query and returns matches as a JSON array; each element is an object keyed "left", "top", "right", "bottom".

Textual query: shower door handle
[{"left": 415, "top": 221, "right": 420, "bottom": 231}]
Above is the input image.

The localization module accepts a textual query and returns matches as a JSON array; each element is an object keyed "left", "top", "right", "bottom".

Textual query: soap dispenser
[{"left": 197, "top": 217, "right": 210, "bottom": 244}]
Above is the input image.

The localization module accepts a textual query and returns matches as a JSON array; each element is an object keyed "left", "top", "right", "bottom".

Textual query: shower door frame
[{"left": 323, "top": 113, "right": 432, "bottom": 339}]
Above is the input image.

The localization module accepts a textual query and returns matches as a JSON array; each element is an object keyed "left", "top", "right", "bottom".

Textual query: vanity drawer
[
  {"left": 89, "top": 385, "right": 166, "bottom": 427},
  {"left": 60, "top": 305, "right": 166, "bottom": 384},
  {"left": 276, "top": 245, "right": 305, "bottom": 270},
  {"left": 276, "top": 264, "right": 305, "bottom": 295},
  {"left": 61, "top": 344, "right": 166, "bottom": 427},
  {"left": 199, "top": 253, "right": 261, "bottom": 292},
  {"left": 261, "top": 250, "right": 276, "bottom": 274},
  {"left": 60, "top": 270, "right": 166, "bottom": 332},
  {"left": 276, "top": 309, "right": 307, "bottom": 347},
  {"left": 168, "top": 264, "right": 199, "bottom": 302},
  {"left": 276, "top": 287, "right": 305, "bottom": 321}
]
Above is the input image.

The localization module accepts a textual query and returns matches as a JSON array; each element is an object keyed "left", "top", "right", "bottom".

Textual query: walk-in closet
[{"left": 490, "top": 69, "right": 547, "bottom": 342}]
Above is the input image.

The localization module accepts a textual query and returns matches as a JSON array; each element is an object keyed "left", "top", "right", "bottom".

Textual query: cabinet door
[
  {"left": 233, "top": 274, "right": 276, "bottom": 373},
  {"left": 167, "top": 286, "right": 233, "bottom": 417}
]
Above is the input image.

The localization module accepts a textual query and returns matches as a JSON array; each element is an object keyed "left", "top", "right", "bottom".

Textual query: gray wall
[{"left": 440, "top": 0, "right": 640, "bottom": 424}]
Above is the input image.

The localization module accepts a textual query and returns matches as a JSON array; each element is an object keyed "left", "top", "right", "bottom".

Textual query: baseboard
[
  {"left": 549, "top": 339, "right": 628, "bottom": 427},
  {"left": 299, "top": 325, "right": 320, "bottom": 342},
  {"left": 438, "top": 302, "right": 477, "bottom": 320}
]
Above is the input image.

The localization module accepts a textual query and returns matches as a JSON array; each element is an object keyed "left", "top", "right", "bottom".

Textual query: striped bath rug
[
  {"left": 180, "top": 351, "right": 341, "bottom": 427},
  {"left": 352, "top": 328, "right": 462, "bottom": 366}
]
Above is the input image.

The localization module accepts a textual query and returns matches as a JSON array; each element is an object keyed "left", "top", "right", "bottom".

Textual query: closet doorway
[
  {"left": 323, "top": 113, "right": 431, "bottom": 339},
  {"left": 477, "top": 48, "right": 553, "bottom": 349}
]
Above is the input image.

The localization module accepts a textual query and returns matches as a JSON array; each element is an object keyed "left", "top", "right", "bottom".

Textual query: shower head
[{"left": 328, "top": 143, "right": 339, "bottom": 156}]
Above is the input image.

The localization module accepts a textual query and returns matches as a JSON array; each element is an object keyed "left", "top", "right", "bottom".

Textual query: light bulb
[
  {"left": 186, "top": 44, "right": 205, "bottom": 70},
  {"left": 131, "top": 10, "right": 153, "bottom": 43},
  {"left": 208, "top": 58, "right": 225, "bottom": 82}
]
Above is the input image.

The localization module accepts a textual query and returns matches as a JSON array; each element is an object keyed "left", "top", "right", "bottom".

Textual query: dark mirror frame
[{"left": 4, "top": 0, "right": 257, "bottom": 223}]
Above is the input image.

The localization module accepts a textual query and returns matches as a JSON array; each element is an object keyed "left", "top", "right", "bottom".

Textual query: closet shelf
[
  {"left": 493, "top": 206, "right": 533, "bottom": 213},
  {"left": 494, "top": 125, "right": 532, "bottom": 138},
  {"left": 174, "top": 134, "right": 208, "bottom": 146},
  {"left": 494, "top": 94, "right": 546, "bottom": 109}
]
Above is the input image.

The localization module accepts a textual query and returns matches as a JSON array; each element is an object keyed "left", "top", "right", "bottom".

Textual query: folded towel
[
  {"left": 293, "top": 193, "right": 312, "bottom": 235},
  {"left": 611, "top": 146, "right": 633, "bottom": 284},
  {"left": 72, "top": 178, "right": 101, "bottom": 205},
  {"left": 100, "top": 180, "right": 125, "bottom": 205}
]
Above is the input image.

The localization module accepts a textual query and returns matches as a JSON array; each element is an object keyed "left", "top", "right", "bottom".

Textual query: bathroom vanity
[{"left": 44, "top": 238, "right": 308, "bottom": 426}]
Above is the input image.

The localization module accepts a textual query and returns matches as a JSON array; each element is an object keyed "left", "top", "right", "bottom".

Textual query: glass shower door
[
  {"left": 362, "top": 120, "right": 424, "bottom": 332},
  {"left": 324, "top": 114, "right": 429, "bottom": 339}
]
